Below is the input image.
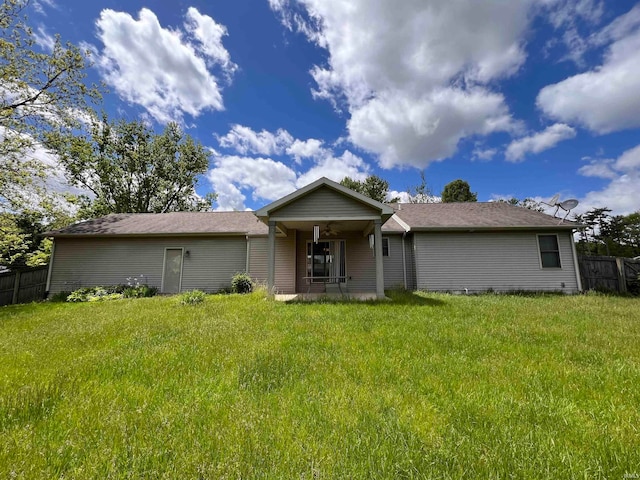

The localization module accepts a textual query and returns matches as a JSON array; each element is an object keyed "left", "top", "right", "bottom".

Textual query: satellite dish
[
  {"left": 559, "top": 199, "right": 578, "bottom": 210},
  {"left": 548, "top": 194, "right": 560, "bottom": 206},
  {"left": 557, "top": 198, "right": 579, "bottom": 223}
]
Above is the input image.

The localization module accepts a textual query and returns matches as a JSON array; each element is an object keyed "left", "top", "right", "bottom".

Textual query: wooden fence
[
  {"left": 578, "top": 256, "right": 640, "bottom": 294},
  {"left": 0, "top": 266, "right": 49, "bottom": 306}
]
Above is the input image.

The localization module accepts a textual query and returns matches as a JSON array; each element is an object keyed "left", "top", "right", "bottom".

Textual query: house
[{"left": 46, "top": 177, "right": 582, "bottom": 298}]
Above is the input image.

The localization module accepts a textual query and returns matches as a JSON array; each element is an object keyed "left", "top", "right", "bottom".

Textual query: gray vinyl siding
[
  {"left": 271, "top": 186, "right": 379, "bottom": 218},
  {"left": 414, "top": 231, "right": 579, "bottom": 293},
  {"left": 49, "top": 236, "right": 247, "bottom": 294},
  {"left": 383, "top": 235, "right": 406, "bottom": 289},
  {"left": 296, "top": 230, "right": 377, "bottom": 293},
  {"left": 406, "top": 235, "right": 417, "bottom": 290},
  {"left": 248, "top": 233, "right": 296, "bottom": 294}
]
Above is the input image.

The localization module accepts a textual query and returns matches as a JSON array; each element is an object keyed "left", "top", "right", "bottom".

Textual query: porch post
[
  {"left": 267, "top": 220, "right": 276, "bottom": 295},
  {"left": 374, "top": 219, "right": 385, "bottom": 299}
]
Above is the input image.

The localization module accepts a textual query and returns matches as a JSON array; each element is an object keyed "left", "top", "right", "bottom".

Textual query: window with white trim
[{"left": 538, "top": 235, "right": 561, "bottom": 268}]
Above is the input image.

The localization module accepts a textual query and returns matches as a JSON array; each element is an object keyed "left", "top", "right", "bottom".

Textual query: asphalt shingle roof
[
  {"left": 392, "top": 202, "right": 577, "bottom": 230},
  {"left": 48, "top": 212, "right": 267, "bottom": 236},
  {"left": 48, "top": 202, "right": 576, "bottom": 237}
]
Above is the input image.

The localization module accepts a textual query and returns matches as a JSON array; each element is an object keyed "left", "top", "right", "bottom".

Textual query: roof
[
  {"left": 47, "top": 202, "right": 578, "bottom": 237},
  {"left": 47, "top": 211, "right": 267, "bottom": 237},
  {"left": 391, "top": 202, "right": 578, "bottom": 230}
]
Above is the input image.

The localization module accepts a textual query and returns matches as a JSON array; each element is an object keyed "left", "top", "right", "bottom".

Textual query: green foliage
[
  {"left": 574, "top": 208, "right": 640, "bottom": 257},
  {"left": 0, "top": 207, "right": 76, "bottom": 268},
  {"left": 231, "top": 272, "right": 253, "bottom": 294},
  {"left": 441, "top": 179, "right": 478, "bottom": 202},
  {"left": 179, "top": 289, "right": 207, "bottom": 305},
  {"left": 340, "top": 175, "right": 399, "bottom": 203},
  {"left": 0, "top": 0, "right": 100, "bottom": 210},
  {"left": 66, "top": 285, "right": 124, "bottom": 302},
  {"left": 65, "top": 283, "right": 157, "bottom": 302},
  {"left": 123, "top": 285, "right": 158, "bottom": 298},
  {"left": 46, "top": 116, "right": 215, "bottom": 216},
  {"left": 48, "top": 291, "right": 70, "bottom": 302},
  {"left": 0, "top": 294, "right": 639, "bottom": 477}
]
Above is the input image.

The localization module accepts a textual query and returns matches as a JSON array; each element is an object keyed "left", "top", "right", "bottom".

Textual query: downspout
[
  {"left": 45, "top": 238, "right": 56, "bottom": 296},
  {"left": 245, "top": 235, "right": 250, "bottom": 273},
  {"left": 570, "top": 231, "right": 583, "bottom": 292},
  {"left": 401, "top": 232, "right": 407, "bottom": 290}
]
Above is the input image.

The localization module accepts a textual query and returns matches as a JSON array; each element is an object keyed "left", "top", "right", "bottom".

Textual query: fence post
[
  {"left": 616, "top": 257, "right": 627, "bottom": 293},
  {"left": 11, "top": 270, "right": 21, "bottom": 305}
]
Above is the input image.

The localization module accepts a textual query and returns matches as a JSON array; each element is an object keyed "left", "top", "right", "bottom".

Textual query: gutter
[{"left": 45, "top": 239, "right": 56, "bottom": 295}]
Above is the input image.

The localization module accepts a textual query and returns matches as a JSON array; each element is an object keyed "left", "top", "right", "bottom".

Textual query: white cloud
[
  {"left": 207, "top": 156, "right": 297, "bottom": 211},
  {"left": 217, "top": 125, "right": 293, "bottom": 156},
  {"left": 269, "top": 0, "right": 539, "bottom": 167},
  {"left": 505, "top": 123, "right": 576, "bottom": 162},
  {"left": 537, "top": 9, "right": 640, "bottom": 134},
  {"left": 577, "top": 160, "right": 617, "bottom": 179},
  {"left": 94, "top": 8, "right": 236, "bottom": 123},
  {"left": 472, "top": 147, "right": 498, "bottom": 161},
  {"left": 211, "top": 124, "right": 372, "bottom": 209},
  {"left": 578, "top": 144, "right": 640, "bottom": 215},
  {"left": 286, "top": 138, "right": 324, "bottom": 163},
  {"left": 542, "top": 0, "right": 604, "bottom": 65},
  {"left": 184, "top": 7, "right": 237, "bottom": 77},
  {"left": 614, "top": 144, "right": 640, "bottom": 172},
  {"left": 208, "top": 123, "right": 372, "bottom": 209},
  {"left": 295, "top": 150, "right": 369, "bottom": 188},
  {"left": 208, "top": 148, "right": 371, "bottom": 210},
  {"left": 348, "top": 87, "right": 514, "bottom": 168},
  {"left": 33, "top": 25, "right": 55, "bottom": 52}
]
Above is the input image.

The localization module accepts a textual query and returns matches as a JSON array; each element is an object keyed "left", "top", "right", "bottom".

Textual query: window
[
  {"left": 538, "top": 235, "right": 561, "bottom": 268},
  {"left": 382, "top": 237, "right": 390, "bottom": 257},
  {"left": 306, "top": 240, "right": 346, "bottom": 282},
  {"left": 373, "top": 237, "right": 390, "bottom": 257}
]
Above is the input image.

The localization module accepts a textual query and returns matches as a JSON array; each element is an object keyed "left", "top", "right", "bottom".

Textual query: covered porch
[{"left": 254, "top": 178, "right": 394, "bottom": 299}]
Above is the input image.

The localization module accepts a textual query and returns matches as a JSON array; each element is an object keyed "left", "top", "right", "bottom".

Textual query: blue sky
[{"left": 32, "top": 0, "right": 640, "bottom": 214}]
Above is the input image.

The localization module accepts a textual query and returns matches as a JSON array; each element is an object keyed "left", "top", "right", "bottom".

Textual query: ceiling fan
[{"left": 321, "top": 222, "right": 340, "bottom": 236}]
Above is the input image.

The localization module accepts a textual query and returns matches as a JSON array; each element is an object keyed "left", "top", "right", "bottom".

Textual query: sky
[{"left": 29, "top": 0, "right": 640, "bottom": 215}]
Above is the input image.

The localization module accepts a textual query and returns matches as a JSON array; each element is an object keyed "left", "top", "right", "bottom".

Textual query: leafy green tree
[
  {"left": 340, "top": 175, "right": 399, "bottom": 203},
  {"left": 46, "top": 117, "right": 215, "bottom": 216},
  {"left": 441, "top": 179, "right": 477, "bottom": 202},
  {"left": 0, "top": 204, "right": 75, "bottom": 268},
  {"left": 0, "top": 0, "right": 99, "bottom": 209},
  {"left": 574, "top": 208, "right": 640, "bottom": 257}
]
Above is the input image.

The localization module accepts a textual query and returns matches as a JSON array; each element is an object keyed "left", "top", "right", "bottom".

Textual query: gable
[{"left": 269, "top": 185, "right": 381, "bottom": 219}]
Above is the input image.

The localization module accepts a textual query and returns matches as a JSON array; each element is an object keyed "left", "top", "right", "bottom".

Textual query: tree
[
  {"left": 0, "top": 202, "right": 76, "bottom": 268},
  {"left": 574, "top": 208, "right": 640, "bottom": 257},
  {"left": 46, "top": 116, "right": 215, "bottom": 216},
  {"left": 406, "top": 171, "right": 438, "bottom": 203},
  {"left": 0, "top": 0, "right": 100, "bottom": 210},
  {"left": 497, "top": 197, "right": 545, "bottom": 212},
  {"left": 441, "top": 179, "right": 477, "bottom": 202},
  {"left": 340, "top": 175, "right": 399, "bottom": 203}
]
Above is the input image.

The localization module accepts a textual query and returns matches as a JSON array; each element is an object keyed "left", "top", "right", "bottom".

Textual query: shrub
[
  {"left": 49, "top": 291, "right": 71, "bottom": 302},
  {"left": 123, "top": 285, "right": 158, "bottom": 298},
  {"left": 231, "top": 272, "right": 253, "bottom": 294},
  {"left": 67, "top": 286, "right": 124, "bottom": 302},
  {"left": 179, "top": 290, "right": 207, "bottom": 305}
]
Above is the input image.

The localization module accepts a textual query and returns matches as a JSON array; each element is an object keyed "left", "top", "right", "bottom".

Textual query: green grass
[{"left": 0, "top": 291, "right": 639, "bottom": 479}]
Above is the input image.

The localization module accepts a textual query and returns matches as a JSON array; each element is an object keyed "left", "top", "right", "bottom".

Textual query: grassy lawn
[{"left": 0, "top": 291, "right": 639, "bottom": 479}]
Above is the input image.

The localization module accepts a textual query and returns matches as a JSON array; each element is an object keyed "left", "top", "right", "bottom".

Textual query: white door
[{"left": 162, "top": 248, "right": 183, "bottom": 293}]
